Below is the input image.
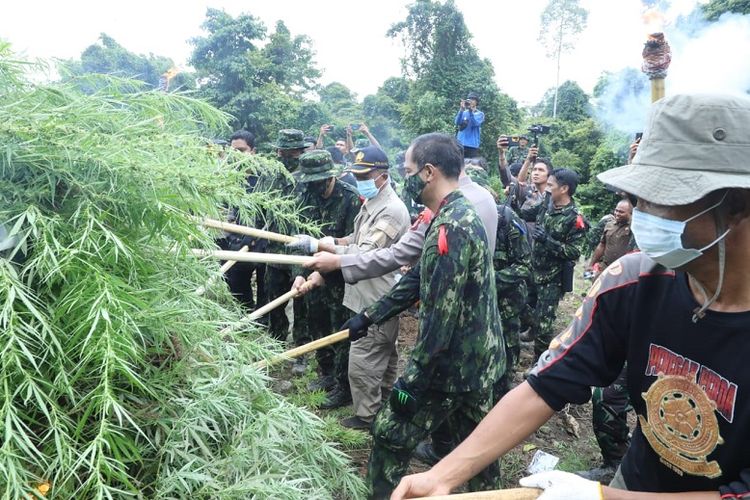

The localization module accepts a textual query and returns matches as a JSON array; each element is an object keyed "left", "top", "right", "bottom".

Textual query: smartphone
[
  {"left": 635, "top": 132, "right": 643, "bottom": 143},
  {"left": 350, "top": 124, "right": 361, "bottom": 131}
]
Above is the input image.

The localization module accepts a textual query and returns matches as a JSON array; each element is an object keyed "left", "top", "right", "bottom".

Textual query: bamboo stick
[
  {"left": 195, "top": 245, "right": 249, "bottom": 296},
  {"left": 413, "top": 488, "right": 541, "bottom": 500},
  {"left": 255, "top": 329, "right": 350, "bottom": 369},
  {"left": 191, "top": 249, "right": 313, "bottom": 266},
  {"left": 201, "top": 218, "right": 299, "bottom": 244},
  {"left": 651, "top": 78, "right": 665, "bottom": 103},
  {"left": 219, "top": 289, "right": 300, "bottom": 335}
]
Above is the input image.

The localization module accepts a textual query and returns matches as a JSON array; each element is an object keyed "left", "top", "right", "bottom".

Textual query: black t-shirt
[{"left": 527, "top": 253, "right": 750, "bottom": 493}]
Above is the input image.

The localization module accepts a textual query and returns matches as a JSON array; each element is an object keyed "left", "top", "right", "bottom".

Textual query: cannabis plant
[{"left": 0, "top": 43, "right": 365, "bottom": 499}]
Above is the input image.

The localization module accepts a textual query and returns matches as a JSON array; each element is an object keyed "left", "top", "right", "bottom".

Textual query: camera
[
  {"left": 527, "top": 124, "right": 551, "bottom": 135},
  {"left": 635, "top": 132, "right": 643, "bottom": 143},
  {"left": 350, "top": 124, "right": 361, "bottom": 131},
  {"left": 501, "top": 135, "right": 521, "bottom": 148}
]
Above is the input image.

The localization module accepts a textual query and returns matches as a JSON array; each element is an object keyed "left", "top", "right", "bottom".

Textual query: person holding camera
[{"left": 454, "top": 92, "right": 484, "bottom": 159}]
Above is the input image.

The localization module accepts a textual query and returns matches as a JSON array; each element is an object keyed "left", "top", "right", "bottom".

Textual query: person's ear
[{"left": 725, "top": 189, "right": 750, "bottom": 225}]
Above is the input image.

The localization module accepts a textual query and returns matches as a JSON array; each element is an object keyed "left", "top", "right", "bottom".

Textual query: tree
[
  {"left": 538, "top": 0, "right": 588, "bottom": 118},
  {"left": 189, "top": 9, "right": 322, "bottom": 141},
  {"left": 389, "top": 0, "right": 520, "bottom": 158},
  {"left": 535, "top": 80, "right": 591, "bottom": 122},
  {"left": 702, "top": 0, "right": 750, "bottom": 19},
  {"left": 63, "top": 33, "right": 191, "bottom": 91}
]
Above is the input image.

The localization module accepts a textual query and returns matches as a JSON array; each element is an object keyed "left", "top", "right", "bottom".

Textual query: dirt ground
[{"left": 276, "top": 265, "right": 634, "bottom": 491}]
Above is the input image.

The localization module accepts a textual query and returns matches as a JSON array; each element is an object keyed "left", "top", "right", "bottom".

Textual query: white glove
[
  {"left": 286, "top": 235, "right": 319, "bottom": 254},
  {"left": 519, "top": 471, "right": 603, "bottom": 500}
]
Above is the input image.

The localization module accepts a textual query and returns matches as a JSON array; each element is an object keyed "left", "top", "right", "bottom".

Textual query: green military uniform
[
  {"left": 295, "top": 150, "right": 362, "bottom": 386},
  {"left": 256, "top": 129, "right": 309, "bottom": 341},
  {"left": 506, "top": 144, "right": 530, "bottom": 166},
  {"left": 585, "top": 213, "right": 615, "bottom": 258},
  {"left": 493, "top": 204, "right": 532, "bottom": 386},
  {"left": 521, "top": 194, "right": 587, "bottom": 358},
  {"left": 365, "top": 191, "right": 504, "bottom": 498},
  {"left": 592, "top": 366, "right": 632, "bottom": 466}
]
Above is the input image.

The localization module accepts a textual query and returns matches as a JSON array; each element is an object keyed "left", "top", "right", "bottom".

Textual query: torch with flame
[
  {"left": 640, "top": 7, "right": 671, "bottom": 103},
  {"left": 158, "top": 67, "right": 181, "bottom": 92}
]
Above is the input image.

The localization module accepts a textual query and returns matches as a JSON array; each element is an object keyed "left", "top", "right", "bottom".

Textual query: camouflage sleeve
[
  {"left": 519, "top": 198, "right": 544, "bottom": 222},
  {"left": 366, "top": 264, "right": 421, "bottom": 324},
  {"left": 400, "top": 226, "right": 472, "bottom": 392},
  {"left": 542, "top": 223, "right": 587, "bottom": 261}
]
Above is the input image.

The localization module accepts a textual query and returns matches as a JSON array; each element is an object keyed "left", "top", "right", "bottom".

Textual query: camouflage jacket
[
  {"left": 494, "top": 204, "right": 532, "bottom": 288},
  {"left": 521, "top": 196, "right": 588, "bottom": 285},
  {"left": 367, "top": 190, "right": 505, "bottom": 393},
  {"left": 506, "top": 145, "right": 530, "bottom": 165},
  {"left": 298, "top": 180, "right": 361, "bottom": 240},
  {"left": 253, "top": 166, "right": 304, "bottom": 256},
  {"left": 585, "top": 214, "right": 615, "bottom": 258}
]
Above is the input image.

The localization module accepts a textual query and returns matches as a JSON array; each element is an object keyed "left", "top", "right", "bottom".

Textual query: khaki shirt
[
  {"left": 601, "top": 220, "right": 634, "bottom": 267},
  {"left": 337, "top": 183, "right": 410, "bottom": 313}
]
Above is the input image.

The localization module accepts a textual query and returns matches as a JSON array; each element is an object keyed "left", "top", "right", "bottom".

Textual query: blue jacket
[{"left": 454, "top": 109, "right": 485, "bottom": 148}]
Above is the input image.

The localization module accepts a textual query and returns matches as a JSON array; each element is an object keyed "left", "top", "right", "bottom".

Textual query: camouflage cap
[
  {"left": 353, "top": 138, "right": 371, "bottom": 149},
  {"left": 272, "top": 129, "right": 310, "bottom": 150},
  {"left": 347, "top": 146, "right": 389, "bottom": 174},
  {"left": 298, "top": 150, "right": 337, "bottom": 183},
  {"left": 598, "top": 94, "right": 750, "bottom": 205}
]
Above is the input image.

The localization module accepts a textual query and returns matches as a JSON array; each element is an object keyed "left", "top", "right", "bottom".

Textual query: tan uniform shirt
[
  {"left": 601, "top": 220, "right": 634, "bottom": 267},
  {"left": 337, "top": 183, "right": 410, "bottom": 313}
]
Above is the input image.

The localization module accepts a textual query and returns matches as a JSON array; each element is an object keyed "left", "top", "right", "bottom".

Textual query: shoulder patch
[
  {"left": 575, "top": 214, "right": 586, "bottom": 230},
  {"left": 438, "top": 225, "right": 449, "bottom": 255}
]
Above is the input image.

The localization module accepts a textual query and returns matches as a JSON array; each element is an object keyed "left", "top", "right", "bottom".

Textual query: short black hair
[
  {"left": 326, "top": 146, "right": 345, "bottom": 165},
  {"left": 534, "top": 157, "right": 553, "bottom": 176},
  {"left": 409, "top": 133, "right": 462, "bottom": 179},
  {"left": 230, "top": 130, "right": 256, "bottom": 149},
  {"left": 551, "top": 168, "right": 579, "bottom": 196}
]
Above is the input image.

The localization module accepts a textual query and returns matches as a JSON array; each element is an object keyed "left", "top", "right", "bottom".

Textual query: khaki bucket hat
[{"left": 597, "top": 93, "right": 750, "bottom": 205}]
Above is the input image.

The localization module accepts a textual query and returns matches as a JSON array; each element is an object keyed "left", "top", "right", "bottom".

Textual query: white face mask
[{"left": 631, "top": 192, "right": 730, "bottom": 269}]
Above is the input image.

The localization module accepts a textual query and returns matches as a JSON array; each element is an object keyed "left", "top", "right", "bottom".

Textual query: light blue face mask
[
  {"left": 631, "top": 192, "right": 730, "bottom": 269},
  {"left": 356, "top": 173, "right": 385, "bottom": 200}
]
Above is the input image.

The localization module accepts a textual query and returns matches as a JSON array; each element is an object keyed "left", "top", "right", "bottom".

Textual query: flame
[
  {"left": 642, "top": 7, "right": 666, "bottom": 33},
  {"left": 162, "top": 67, "right": 180, "bottom": 81}
]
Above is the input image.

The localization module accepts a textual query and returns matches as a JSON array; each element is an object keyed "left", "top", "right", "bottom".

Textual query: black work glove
[
  {"left": 389, "top": 378, "right": 419, "bottom": 417},
  {"left": 341, "top": 312, "right": 373, "bottom": 342},
  {"left": 532, "top": 225, "right": 548, "bottom": 243}
]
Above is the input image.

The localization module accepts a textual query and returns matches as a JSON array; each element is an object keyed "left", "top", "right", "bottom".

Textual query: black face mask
[
  {"left": 307, "top": 179, "right": 330, "bottom": 197},
  {"left": 280, "top": 155, "right": 300, "bottom": 172}
]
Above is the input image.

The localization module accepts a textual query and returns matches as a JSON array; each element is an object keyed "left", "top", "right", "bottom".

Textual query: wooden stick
[
  {"left": 191, "top": 249, "right": 313, "bottom": 266},
  {"left": 195, "top": 245, "right": 249, "bottom": 296},
  {"left": 255, "top": 329, "right": 350, "bottom": 369},
  {"left": 219, "top": 289, "right": 300, "bottom": 335},
  {"left": 413, "top": 488, "right": 541, "bottom": 500},
  {"left": 201, "top": 218, "right": 299, "bottom": 244}
]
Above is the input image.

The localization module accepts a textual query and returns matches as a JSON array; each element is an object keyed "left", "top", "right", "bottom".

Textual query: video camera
[{"left": 527, "top": 124, "right": 551, "bottom": 150}]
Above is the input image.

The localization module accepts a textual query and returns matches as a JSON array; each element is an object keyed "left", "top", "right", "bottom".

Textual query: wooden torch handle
[
  {"left": 255, "top": 329, "right": 350, "bottom": 369},
  {"left": 201, "top": 218, "right": 300, "bottom": 244}
]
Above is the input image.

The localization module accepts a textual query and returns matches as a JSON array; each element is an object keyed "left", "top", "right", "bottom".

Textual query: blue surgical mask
[
  {"left": 631, "top": 192, "right": 729, "bottom": 269},
  {"left": 356, "top": 174, "right": 384, "bottom": 200}
]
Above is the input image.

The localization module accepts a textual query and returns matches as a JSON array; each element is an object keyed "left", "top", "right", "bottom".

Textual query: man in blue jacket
[{"left": 454, "top": 92, "right": 485, "bottom": 158}]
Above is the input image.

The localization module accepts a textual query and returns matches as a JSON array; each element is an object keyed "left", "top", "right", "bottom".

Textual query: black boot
[{"left": 320, "top": 385, "right": 352, "bottom": 410}]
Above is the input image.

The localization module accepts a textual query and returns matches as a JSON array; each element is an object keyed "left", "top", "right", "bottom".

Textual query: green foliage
[
  {"left": 389, "top": 0, "right": 520, "bottom": 159},
  {"left": 0, "top": 49, "right": 364, "bottom": 499},
  {"left": 189, "top": 9, "right": 322, "bottom": 141},
  {"left": 702, "top": 0, "right": 750, "bottom": 19},
  {"left": 62, "top": 33, "right": 191, "bottom": 91},
  {"left": 535, "top": 80, "right": 591, "bottom": 122}
]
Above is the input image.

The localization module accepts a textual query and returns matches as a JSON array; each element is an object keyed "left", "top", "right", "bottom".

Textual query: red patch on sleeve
[
  {"left": 575, "top": 214, "right": 585, "bottom": 230},
  {"left": 411, "top": 208, "right": 433, "bottom": 230},
  {"left": 438, "top": 225, "right": 449, "bottom": 255}
]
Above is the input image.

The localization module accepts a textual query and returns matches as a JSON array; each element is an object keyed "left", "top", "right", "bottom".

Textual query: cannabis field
[{"left": 0, "top": 45, "right": 366, "bottom": 498}]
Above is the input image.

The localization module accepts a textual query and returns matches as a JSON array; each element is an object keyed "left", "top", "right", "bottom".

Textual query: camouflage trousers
[
  {"left": 263, "top": 265, "right": 304, "bottom": 341},
  {"left": 592, "top": 366, "right": 632, "bottom": 463},
  {"left": 497, "top": 279, "right": 527, "bottom": 373},
  {"left": 296, "top": 282, "right": 351, "bottom": 387},
  {"left": 368, "top": 389, "right": 500, "bottom": 499},
  {"left": 531, "top": 281, "right": 563, "bottom": 359}
]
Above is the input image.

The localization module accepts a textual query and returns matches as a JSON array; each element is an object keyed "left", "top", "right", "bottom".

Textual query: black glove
[
  {"left": 341, "top": 312, "right": 373, "bottom": 342},
  {"left": 533, "top": 225, "right": 548, "bottom": 243},
  {"left": 389, "top": 378, "right": 419, "bottom": 417}
]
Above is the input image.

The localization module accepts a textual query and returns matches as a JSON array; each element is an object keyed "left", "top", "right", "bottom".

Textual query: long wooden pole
[
  {"left": 191, "top": 249, "right": 313, "bottom": 266},
  {"left": 413, "top": 488, "right": 540, "bottom": 500},
  {"left": 254, "top": 329, "right": 350, "bottom": 369},
  {"left": 195, "top": 245, "right": 249, "bottom": 296},
  {"left": 201, "top": 218, "right": 299, "bottom": 244},
  {"left": 220, "top": 289, "right": 299, "bottom": 335}
]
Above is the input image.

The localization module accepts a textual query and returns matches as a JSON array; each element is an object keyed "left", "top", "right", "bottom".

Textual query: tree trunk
[{"left": 553, "top": 20, "right": 563, "bottom": 119}]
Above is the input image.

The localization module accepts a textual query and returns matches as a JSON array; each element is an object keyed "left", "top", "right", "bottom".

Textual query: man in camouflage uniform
[
  {"left": 520, "top": 168, "right": 588, "bottom": 359},
  {"left": 289, "top": 150, "right": 361, "bottom": 391},
  {"left": 505, "top": 134, "right": 530, "bottom": 166},
  {"left": 340, "top": 134, "right": 504, "bottom": 499},
  {"left": 494, "top": 204, "right": 532, "bottom": 384},
  {"left": 256, "top": 129, "right": 311, "bottom": 342},
  {"left": 585, "top": 212, "right": 615, "bottom": 259}
]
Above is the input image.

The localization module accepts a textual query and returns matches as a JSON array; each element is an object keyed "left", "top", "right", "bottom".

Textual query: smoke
[{"left": 594, "top": 7, "right": 750, "bottom": 134}]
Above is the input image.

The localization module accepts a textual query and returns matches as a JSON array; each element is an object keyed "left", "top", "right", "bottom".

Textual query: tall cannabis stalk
[{"left": 0, "top": 43, "right": 364, "bottom": 499}]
